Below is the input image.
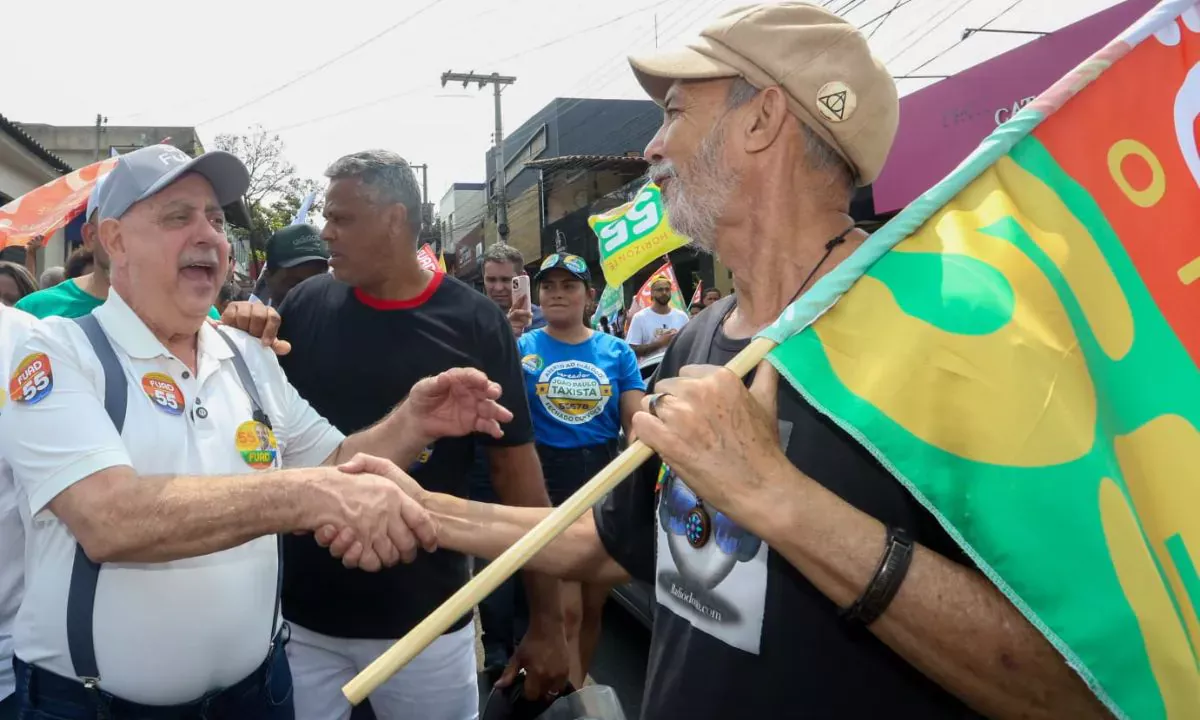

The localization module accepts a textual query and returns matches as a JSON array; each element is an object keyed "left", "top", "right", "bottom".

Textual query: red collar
[{"left": 353, "top": 271, "right": 445, "bottom": 310}]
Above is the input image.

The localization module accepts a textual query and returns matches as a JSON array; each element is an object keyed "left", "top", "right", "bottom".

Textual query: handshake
[
  {"left": 292, "top": 366, "right": 511, "bottom": 572},
  {"left": 306, "top": 453, "right": 439, "bottom": 572}
]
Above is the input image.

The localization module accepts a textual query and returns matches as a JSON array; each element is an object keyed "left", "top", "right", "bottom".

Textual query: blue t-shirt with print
[{"left": 517, "top": 329, "right": 645, "bottom": 449}]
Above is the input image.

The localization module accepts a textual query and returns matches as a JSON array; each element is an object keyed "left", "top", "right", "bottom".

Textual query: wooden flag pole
[{"left": 342, "top": 335, "right": 778, "bottom": 704}]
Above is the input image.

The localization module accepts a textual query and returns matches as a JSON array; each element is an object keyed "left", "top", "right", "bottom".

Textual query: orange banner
[
  {"left": 0, "top": 158, "right": 116, "bottom": 249},
  {"left": 417, "top": 243, "right": 440, "bottom": 273}
]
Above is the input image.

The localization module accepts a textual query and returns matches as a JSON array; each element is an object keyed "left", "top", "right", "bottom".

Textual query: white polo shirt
[
  {"left": 0, "top": 290, "right": 344, "bottom": 705},
  {"left": 0, "top": 305, "right": 37, "bottom": 702}
]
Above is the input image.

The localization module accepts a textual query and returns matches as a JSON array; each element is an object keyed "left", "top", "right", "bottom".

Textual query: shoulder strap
[
  {"left": 212, "top": 327, "right": 284, "bottom": 654},
  {"left": 212, "top": 327, "right": 269, "bottom": 426},
  {"left": 65, "top": 319, "right": 284, "bottom": 684},
  {"left": 67, "top": 313, "right": 125, "bottom": 685},
  {"left": 73, "top": 314, "right": 127, "bottom": 432}
]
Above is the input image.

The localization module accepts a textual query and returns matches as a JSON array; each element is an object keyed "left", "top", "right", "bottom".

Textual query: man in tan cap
[{"left": 345, "top": 4, "right": 1111, "bottom": 718}]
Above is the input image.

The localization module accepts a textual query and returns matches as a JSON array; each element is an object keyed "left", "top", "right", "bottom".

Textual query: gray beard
[{"left": 663, "top": 125, "right": 740, "bottom": 253}]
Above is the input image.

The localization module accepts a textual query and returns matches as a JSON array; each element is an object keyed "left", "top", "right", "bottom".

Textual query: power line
[
  {"left": 198, "top": 0, "right": 448, "bottom": 127},
  {"left": 833, "top": 0, "right": 869, "bottom": 17},
  {"left": 903, "top": 0, "right": 1028, "bottom": 76},
  {"left": 867, "top": 0, "right": 907, "bottom": 40},
  {"left": 266, "top": 87, "right": 431, "bottom": 134},
  {"left": 558, "top": 0, "right": 702, "bottom": 101},
  {"left": 486, "top": 0, "right": 664, "bottom": 66},
  {"left": 268, "top": 2, "right": 669, "bottom": 136},
  {"left": 884, "top": 0, "right": 979, "bottom": 67}
]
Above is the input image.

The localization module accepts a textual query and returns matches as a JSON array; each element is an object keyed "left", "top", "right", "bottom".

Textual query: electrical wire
[
  {"left": 833, "top": 0, "right": 869, "bottom": 17},
  {"left": 557, "top": 0, "right": 705, "bottom": 102},
  {"left": 198, "top": 0, "right": 448, "bottom": 127},
  {"left": 267, "top": 1, "right": 677, "bottom": 135},
  {"left": 485, "top": 0, "right": 665, "bottom": 66},
  {"left": 884, "top": 0, "right": 979, "bottom": 66},
  {"left": 903, "top": 0, "right": 1029, "bottom": 76},
  {"left": 867, "top": 0, "right": 907, "bottom": 40}
]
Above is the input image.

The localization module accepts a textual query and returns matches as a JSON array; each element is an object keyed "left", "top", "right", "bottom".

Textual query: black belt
[{"left": 535, "top": 439, "right": 620, "bottom": 456}]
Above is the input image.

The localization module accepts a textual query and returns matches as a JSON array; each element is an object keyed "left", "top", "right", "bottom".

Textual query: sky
[{"left": 4, "top": 0, "right": 1129, "bottom": 209}]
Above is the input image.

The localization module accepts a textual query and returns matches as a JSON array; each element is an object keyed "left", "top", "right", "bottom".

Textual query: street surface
[{"left": 588, "top": 602, "right": 651, "bottom": 719}]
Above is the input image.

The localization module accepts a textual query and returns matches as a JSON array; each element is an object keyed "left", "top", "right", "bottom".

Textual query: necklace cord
[{"left": 790, "top": 222, "right": 856, "bottom": 307}]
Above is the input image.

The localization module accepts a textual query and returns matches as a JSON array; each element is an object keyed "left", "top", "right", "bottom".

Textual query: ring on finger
[{"left": 648, "top": 392, "right": 671, "bottom": 418}]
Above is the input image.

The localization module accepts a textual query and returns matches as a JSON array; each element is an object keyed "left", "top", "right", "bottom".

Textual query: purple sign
[{"left": 872, "top": 0, "right": 1158, "bottom": 213}]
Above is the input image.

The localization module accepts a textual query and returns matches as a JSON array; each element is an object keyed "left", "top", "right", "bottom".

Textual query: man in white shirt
[
  {"left": 626, "top": 276, "right": 689, "bottom": 363},
  {"left": 0, "top": 145, "right": 512, "bottom": 719},
  {"left": 0, "top": 305, "right": 35, "bottom": 720}
]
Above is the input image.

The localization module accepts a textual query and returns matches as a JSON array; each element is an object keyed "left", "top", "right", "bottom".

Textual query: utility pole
[
  {"left": 440, "top": 70, "right": 516, "bottom": 242},
  {"left": 410, "top": 162, "right": 431, "bottom": 236},
  {"left": 93, "top": 114, "right": 108, "bottom": 161}
]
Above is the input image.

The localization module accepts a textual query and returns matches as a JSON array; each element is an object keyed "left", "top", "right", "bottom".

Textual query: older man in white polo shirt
[
  {"left": 0, "top": 304, "right": 36, "bottom": 720},
  {"left": 0, "top": 145, "right": 513, "bottom": 719}
]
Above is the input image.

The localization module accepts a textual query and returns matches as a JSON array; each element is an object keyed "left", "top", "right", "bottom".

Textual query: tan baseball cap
[{"left": 629, "top": 2, "right": 899, "bottom": 186}]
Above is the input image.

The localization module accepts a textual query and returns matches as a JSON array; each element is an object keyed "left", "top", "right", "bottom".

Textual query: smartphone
[{"left": 512, "top": 275, "right": 531, "bottom": 310}]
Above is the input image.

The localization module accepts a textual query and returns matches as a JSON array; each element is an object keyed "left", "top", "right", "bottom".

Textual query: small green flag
[
  {"left": 592, "top": 283, "right": 624, "bottom": 330},
  {"left": 590, "top": 183, "right": 690, "bottom": 286}
]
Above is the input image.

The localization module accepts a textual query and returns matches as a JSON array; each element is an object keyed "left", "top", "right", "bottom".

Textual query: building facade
[
  {"left": 18, "top": 124, "right": 204, "bottom": 171},
  {"left": 438, "top": 181, "right": 486, "bottom": 257},
  {"left": 478, "top": 97, "right": 661, "bottom": 268},
  {"left": 0, "top": 114, "right": 74, "bottom": 271}
]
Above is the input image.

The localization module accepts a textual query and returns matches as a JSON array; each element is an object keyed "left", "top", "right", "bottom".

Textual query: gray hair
[
  {"left": 39, "top": 266, "right": 66, "bottom": 289},
  {"left": 480, "top": 243, "right": 525, "bottom": 273},
  {"left": 726, "top": 77, "right": 854, "bottom": 198},
  {"left": 325, "top": 150, "right": 423, "bottom": 234}
]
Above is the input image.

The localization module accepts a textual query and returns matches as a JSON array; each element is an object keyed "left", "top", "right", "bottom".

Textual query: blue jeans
[
  {"left": 537, "top": 442, "right": 619, "bottom": 507},
  {"left": 12, "top": 638, "right": 292, "bottom": 720}
]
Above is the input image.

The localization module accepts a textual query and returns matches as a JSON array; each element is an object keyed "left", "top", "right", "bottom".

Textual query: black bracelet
[{"left": 840, "top": 526, "right": 914, "bottom": 627}]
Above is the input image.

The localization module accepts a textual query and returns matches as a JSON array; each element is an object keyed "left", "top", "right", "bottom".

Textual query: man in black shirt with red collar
[
  {"left": 276, "top": 150, "right": 568, "bottom": 720},
  {"left": 359, "top": 4, "right": 1113, "bottom": 719}
]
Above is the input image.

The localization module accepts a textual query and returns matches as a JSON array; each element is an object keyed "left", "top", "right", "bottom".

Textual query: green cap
[{"left": 266, "top": 224, "right": 329, "bottom": 271}]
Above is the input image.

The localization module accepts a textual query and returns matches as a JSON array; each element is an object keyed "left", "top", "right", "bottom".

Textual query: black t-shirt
[
  {"left": 277, "top": 271, "right": 534, "bottom": 639},
  {"left": 593, "top": 295, "right": 983, "bottom": 719}
]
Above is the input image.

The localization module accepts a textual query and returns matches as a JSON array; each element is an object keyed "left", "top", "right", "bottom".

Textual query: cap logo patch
[
  {"left": 158, "top": 149, "right": 189, "bottom": 166},
  {"left": 563, "top": 255, "right": 588, "bottom": 274},
  {"left": 816, "top": 81, "right": 856, "bottom": 123}
]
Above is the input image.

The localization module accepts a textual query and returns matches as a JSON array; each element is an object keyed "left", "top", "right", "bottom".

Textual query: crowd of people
[{"left": 0, "top": 3, "right": 1114, "bottom": 720}]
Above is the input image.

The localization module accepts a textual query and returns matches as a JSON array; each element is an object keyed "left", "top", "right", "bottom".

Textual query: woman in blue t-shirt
[{"left": 518, "top": 253, "right": 646, "bottom": 687}]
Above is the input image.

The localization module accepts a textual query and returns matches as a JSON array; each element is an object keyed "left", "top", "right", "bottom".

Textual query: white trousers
[{"left": 286, "top": 621, "right": 478, "bottom": 720}]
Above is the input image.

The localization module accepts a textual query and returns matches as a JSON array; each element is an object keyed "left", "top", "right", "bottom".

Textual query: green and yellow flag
[
  {"left": 757, "top": 2, "right": 1200, "bottom": 717},
  {"left": 589, "top": 183, "right": 690, "bottom": 286}
]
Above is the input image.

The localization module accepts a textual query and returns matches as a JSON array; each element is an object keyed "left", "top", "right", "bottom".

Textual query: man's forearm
[
  {"left": 423, "top": 491, "right": 629, "bottom": 584},
  {"left": 631, "top": 340, "right": 661, "bottom": 357},
  {"left": 487, "top": 445, "right": 565, "bottom": 622},
  {"left": 327, "top": 405, "right": 429, "bottom": 469},
  {"left": 739, "top": 464, "right": 1110, "bottom": 720},
  {"left": 56, "top": 467, "right": 321, "bottom": 564}
]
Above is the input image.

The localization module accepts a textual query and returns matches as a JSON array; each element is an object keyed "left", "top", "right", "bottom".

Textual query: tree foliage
[{"left": 212, "top": 125, "right": 323, "bottom": 244}]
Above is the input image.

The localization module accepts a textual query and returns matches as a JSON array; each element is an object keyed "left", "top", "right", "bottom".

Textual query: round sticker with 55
[
  {"left": 9, "top": 353, "right": 53, "bottom": 405},
  {"left": 142, "top": 372, "right": 185, "bottom": 416}
]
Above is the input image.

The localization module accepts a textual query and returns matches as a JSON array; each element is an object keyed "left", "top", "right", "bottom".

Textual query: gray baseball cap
[
  {"left": 96, "top": 144, "right": 250, "bottom": 220},
  {"left": 85, "top": 174, "right": 108, "bottom": 221}
]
